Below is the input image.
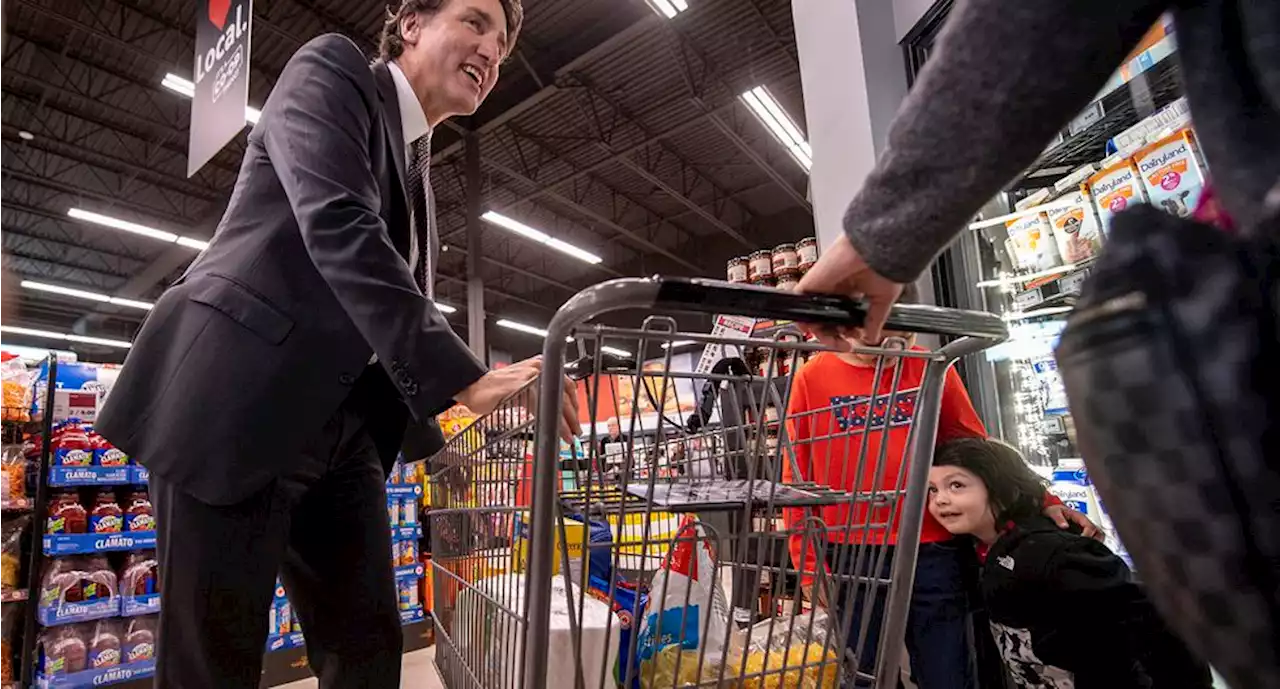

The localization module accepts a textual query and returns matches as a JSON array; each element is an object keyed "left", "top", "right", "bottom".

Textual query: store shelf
[
  {"left": 1011, "top": 53, "right": 1182, "bottom": 190},
  {"left": 43, "top": 531, "right": 157, "bottom": 556},
  {"left": 35, "top": 659, "right": 156, "bottom": 689},
  {"left": 120, "top": 593, "right": 160, "bottom": 617},
  {"left": 386, "top": 484, "right": 423, "bottom": 498},
  {"left": 37, "top": 598, "right": 119, "bottom": 627},
  {"left": 47, "top": 465, "right": 148, "bottom": 487},
  {"left": 1, "top": 588, "right": 28, "bottom": 603},
  {"left": 394, "top": 563, "right": 424, "bottom": 580},
  {"left": 391, "top": 524, "right": 422, "bottom": 542}
]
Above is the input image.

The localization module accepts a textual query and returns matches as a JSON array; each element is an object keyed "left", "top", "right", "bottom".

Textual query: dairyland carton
[
  {"left": 1005, "top": 212, "right": 1063, "bottom": 272},
  {"left": 1087, "top": 159, "right": 1148, "bottom": 233},
  {"left": 1046, "top": 190, "right": 1103, "bottom": 263},
  {"left": 1134, "top": 128, "right": 1208, "bottom": 218}
]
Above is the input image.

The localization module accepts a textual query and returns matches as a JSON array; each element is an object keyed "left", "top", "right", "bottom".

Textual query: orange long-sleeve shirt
[{"left": 782, "top": 351, "right": 987, "bottom": 581}]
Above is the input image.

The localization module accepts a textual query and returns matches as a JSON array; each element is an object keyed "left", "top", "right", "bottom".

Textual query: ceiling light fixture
[
  {"left": 21, "top": 281, "right": 154, "bottom": 311},
  {"left": 162, "top": 73, "right": 261, "bottom": 125},
  {"left": 496, "top": 318, "right": 549, "bottom": 338},
  {"left": 740, "top": 86, "right": 812, "bottom": 172},
  {"left": 644, "top": 0, "right": 688, "bottom": 19},
  {"left": 435, "top": 302, "right": 457, "bottom": 314},
  {"left": 661, "top": 340, "right": 697, "bottom": 350},
  {"left": 600, "top": 346, "right": 633, "bottom": 358},
  {"left": 68, "top": 208, "right": 209, "bottom": 251},
  {"left": 481, "top": 211, "right": 603, "bottom": 265},
  {"left": 1, "top": 326, "right": 132, "bottom": 349}
]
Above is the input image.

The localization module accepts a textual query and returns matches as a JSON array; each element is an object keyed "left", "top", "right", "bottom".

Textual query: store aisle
[{"left": 278, "top": 647, "right": 443, "bottom": 689}]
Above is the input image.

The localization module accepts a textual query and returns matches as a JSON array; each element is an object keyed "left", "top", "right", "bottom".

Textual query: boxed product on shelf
[
  {"left": 1087, "top": 159, "right": 1148, "bottom": 232},
  {"left": 38, "top": 556, "right": 119, "bottom": 626},
  {"left": 1004, "top": 212, "right": 1063, "bottom": 271},
  {"left": 1134, "top": 128, "right": 1208, "bottom": 218},
  {"left": 1045, "top": 190, "right": 1103, "bottom": 263}
]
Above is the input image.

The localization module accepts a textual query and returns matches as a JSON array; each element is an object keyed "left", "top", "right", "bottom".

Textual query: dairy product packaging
[
  {"left": 1045, "top": 191, "right": 1103, "bottom": 263},
  {"left": 1087, "top": 160, "right": 1148, "bottom": 232},
  {"left": 1005, "top": 212, "right": 1064, "bottom": 271},
  {"left": 1049, "top": 459, "right": 1130, "bottom": 567},
  {"left": 1134, "top": 129, "right": 1208, "bottom": 218}
]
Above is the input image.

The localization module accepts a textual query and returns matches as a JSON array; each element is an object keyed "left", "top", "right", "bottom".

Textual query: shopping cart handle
[{"left": 652, "top": 277, "right": 1008, "bottom": 340}]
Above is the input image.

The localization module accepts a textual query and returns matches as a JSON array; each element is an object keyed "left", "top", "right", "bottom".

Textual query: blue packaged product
[
  {"left": 274, "top": 599, "right": 291, "bottom": 635},
  {"left": 402, "top": 498, "right": 417, "bottom": 526},
  {"left": 586, "top": 572, "right": 647, "bottom": 689}
]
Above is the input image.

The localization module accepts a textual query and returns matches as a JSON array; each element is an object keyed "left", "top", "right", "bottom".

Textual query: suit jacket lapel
[{"left": 372, "top": 60, "right": 412, "bottom": 223}]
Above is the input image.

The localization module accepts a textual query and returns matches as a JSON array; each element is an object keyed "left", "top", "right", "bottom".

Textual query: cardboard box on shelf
[
  {"left": 1087, "top": 160, "right": 1148, "bottom": 232},
  {"left": 1134, "top": 129, "right": 1208, "bottom": 218}
]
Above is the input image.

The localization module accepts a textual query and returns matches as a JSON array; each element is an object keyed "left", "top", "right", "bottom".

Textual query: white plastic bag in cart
[
  {"left": 453, "top": 572, "right": 618, "bottom": 689},
  {"left": 635, "top": 515, "right": 730, "bottom": 667}
]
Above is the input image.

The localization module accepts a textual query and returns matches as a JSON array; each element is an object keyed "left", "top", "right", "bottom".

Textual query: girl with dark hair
[{"left": 929, "top": 438, "right": 1212, "bottom": 688}]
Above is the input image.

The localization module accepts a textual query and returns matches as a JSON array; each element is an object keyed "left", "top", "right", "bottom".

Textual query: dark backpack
[{"left": 1054, "top": 203, "right": 1280, "bottom": 689}]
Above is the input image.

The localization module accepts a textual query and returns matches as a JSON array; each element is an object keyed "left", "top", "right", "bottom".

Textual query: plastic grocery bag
[{"left": 635, "top": 516, "right": 730, "bottom": 673}]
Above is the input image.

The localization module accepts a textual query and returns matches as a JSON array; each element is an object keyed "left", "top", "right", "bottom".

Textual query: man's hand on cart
[
  {"left": 454, "top": 357, "right": 582, "bottom": 442},
  {"left": 1044, "top": 504, "right": 1105, "bottom": 541},
  {"left": 795, "top": 234, "right": 905, "bottom": 347}
]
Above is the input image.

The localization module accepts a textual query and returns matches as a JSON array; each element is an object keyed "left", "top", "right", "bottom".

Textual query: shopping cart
[{"left": 429, "top": 277, "right": 1006, "bottom": 689}]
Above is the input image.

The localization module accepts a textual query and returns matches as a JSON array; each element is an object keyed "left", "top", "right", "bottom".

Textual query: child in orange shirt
[{"left": 782, "top": 284, "right": 1086, "bottom": 688}]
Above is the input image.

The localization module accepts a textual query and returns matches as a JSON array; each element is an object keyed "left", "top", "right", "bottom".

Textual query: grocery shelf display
[{"left": 904, "top": 14, "right": 1190, "bottom": 567}]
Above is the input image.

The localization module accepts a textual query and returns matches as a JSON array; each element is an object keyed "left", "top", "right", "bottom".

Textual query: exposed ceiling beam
[
  {"left": 703, "top": 107, "right": 811, "bottom": 211},
  {"left": 1, "top": 127, "right": 219, "bottom": 203},
  {"left": 4, "top": 169, "right": 200, "bottom": 227},
  {"left": 2, "top": 223, "right": 155, "bottom": 266},
  {"left": 442, "top": 243, "right": 578, "bottom": 293}
]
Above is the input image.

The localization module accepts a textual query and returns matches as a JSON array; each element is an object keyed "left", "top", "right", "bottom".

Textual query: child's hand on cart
[{"left": 455, "top": 356, "right": 582, "bottom": 442}]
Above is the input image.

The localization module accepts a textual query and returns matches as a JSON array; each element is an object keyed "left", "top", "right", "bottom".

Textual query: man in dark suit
[{"left": 95, "top": 1, "right": 577, "bottom": 686}]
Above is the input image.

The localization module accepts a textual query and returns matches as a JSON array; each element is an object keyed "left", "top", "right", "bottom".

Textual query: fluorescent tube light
[
  {"left": 20, "top": 281, "right": 154, "bottom": 311},
  {"left": 645, "top": 0, "right": 686, "bottom": 18},
  {"left": 740, "top": 86, "right": 812, "bottom": 171},
  {"left": 162, "top": 73, "right": 261, "bottom": 126},
  {"left": 68, "top": 208, "right": 209, "bottom": 252},
  {"left": 435, "top": 302, "right": 457, "bottom": 314},
  {"left": 661, "top": 340, "right": 697, "bottom": 349},
  {"left": 496, "top": 319, "right": 549, "bottom": 337},
  {"left": 481, "top": 211, "right": 603, "bottom": 265},
  {"left": 1, "top": 326, "right": 132, "bottom": 349},
  {"left": 600, "top": 346, "right": 632, "bottom": 358}
]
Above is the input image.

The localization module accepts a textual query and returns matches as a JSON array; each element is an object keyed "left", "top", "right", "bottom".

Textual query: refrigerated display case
[{"left": 902, "top": 11, "right": 1189, "bottom": 472}]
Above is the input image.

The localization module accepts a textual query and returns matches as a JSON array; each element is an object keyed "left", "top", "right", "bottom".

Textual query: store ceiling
[{"left": 1, "top": 0, "right": 814, "bottom": 361}]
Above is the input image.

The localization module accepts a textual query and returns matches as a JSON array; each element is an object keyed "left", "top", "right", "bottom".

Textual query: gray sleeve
[{"left": 844, "top": 0, "right": 1171, "bottom": 283}]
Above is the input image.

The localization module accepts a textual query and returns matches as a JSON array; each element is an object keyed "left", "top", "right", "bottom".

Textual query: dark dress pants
[{"left": 150, "top": 390, "right": 402, "bottom": 688}]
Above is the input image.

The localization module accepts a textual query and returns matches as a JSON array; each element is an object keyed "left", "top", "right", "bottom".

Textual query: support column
[
  {"left": 791, "top": 0, "right": 910, "bottom": 250},
  {"left": 465, "top": 133, "right": 486, "bottom": 362}
]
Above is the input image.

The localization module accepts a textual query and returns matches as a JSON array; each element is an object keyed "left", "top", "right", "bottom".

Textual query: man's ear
[{"left": 399, "top": 11, "right": 421, "bottom": 48}]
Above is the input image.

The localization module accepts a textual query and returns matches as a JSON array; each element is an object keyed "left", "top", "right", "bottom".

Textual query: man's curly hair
[{"left": 378, "top": 0, "right": 523, "bottom": 61}]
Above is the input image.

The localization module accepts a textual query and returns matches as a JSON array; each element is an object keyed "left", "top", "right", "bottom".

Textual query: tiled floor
[{"left": 277, "top": 647, "right": 444, "bottom": 689}]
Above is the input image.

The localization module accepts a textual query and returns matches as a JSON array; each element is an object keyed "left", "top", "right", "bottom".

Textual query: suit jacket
[{"left": 96, "top": 34, "right": 486, "bottom": 505}]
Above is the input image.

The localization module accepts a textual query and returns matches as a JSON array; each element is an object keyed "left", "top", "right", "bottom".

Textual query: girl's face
[{"left": 928, "top": 465, "right": 999, "bottom": 543}]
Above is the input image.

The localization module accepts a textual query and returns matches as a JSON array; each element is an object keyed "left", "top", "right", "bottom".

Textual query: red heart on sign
[{"left": 208, "top": 0, "right": 231, "bottom": 30}]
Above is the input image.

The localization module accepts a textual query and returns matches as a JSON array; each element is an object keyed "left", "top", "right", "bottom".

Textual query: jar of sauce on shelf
[
  {"left": 124, "top": 491, "right": 155, "bottom": 532},
  {"left": 771, "top": 243, "right": 799, "bottom": 273},
  {"left": 726, "top": 256, "right": 749, "bottom": 283},
  {"left": 775, "top": 269, "right": 801, "bottom": 292},
  {"left": 748, "top": 250, "right": 773, "bottom": 281},
  {"left": 47, "top": 490, "right": 87, "bottom": 534},
  {"left": 797, "top": 237, "right": 819, "bottom": 272}
]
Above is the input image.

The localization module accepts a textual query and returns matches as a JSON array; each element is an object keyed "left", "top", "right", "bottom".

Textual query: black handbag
[{"left": 1054, "top": 203, "right": 1280, "bottom": 689}]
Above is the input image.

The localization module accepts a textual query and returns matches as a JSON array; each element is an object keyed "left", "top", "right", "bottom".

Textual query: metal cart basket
[{"left": 429, "top": 277, "right": 1006, "bottom": 689}]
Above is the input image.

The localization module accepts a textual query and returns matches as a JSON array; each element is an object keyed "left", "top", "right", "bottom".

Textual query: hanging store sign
[{"left": 187, "top": 0, "right": 253, "bottom": 177}]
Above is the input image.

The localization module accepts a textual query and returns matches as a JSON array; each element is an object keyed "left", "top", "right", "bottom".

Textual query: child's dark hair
[{"left": 934, "top": 438, "right": 1047, "bottom": 523}]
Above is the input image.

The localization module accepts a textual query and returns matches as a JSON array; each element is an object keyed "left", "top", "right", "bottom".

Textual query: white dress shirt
[
  {"left": 387, "top": 60, "right": 430, "bottom": 274},
  {"left": 371, "top": 62, "right": 433, "bottom": 367}
]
